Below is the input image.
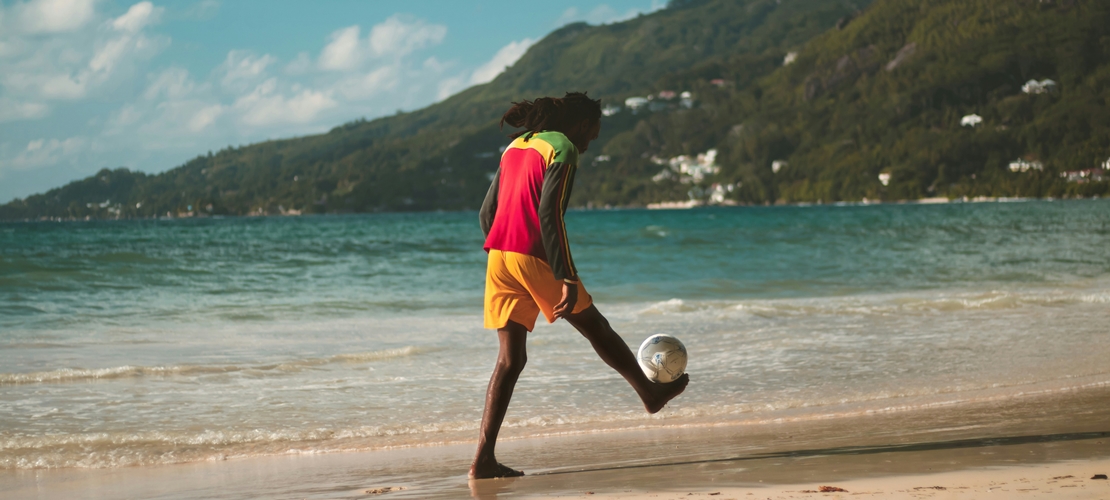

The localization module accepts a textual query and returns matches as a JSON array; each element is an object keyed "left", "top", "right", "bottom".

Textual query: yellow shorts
[{"left": 484, "top": 249, "right": 593, "bottom": 331}]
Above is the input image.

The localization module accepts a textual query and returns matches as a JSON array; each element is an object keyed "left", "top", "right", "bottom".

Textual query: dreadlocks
[{"left": 499, "top": 92, "right": 602, "bottom": 139}]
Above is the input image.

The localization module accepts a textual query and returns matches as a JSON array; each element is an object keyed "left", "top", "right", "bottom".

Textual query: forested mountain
[{"left": 3, "top": 0, "right": 1108, "bottom": 220}]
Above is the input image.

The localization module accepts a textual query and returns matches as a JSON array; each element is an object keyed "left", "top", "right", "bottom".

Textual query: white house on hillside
[
  {"left": 772, "top": 160, "right": 788, "bottom": 174},
  {"left": 680, "top": 91, "right": 693, "bottom": 109},
  {"left": 960, "top": 114, "right": 983, "bottom": 127},
  {"left": 1009, "top": 159, "right": 1044, "bottom": 172},
  {"left": 1022, "top": 79, "right": 1057, "bottom": 94},
  {"left": 624, "top": 97, "right": 649, "bottom": 111},
  {"left": 1061, "top": 169, "right": 1105, "bottom": 183},
  {"left": 878, "top": 172, "right": 891, "bottom": 186},
  {"left": 651, "top": 149, "right": 720, "bottom": 184}
]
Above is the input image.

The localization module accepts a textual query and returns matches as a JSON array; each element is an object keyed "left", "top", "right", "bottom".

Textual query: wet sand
[
  {"left": 3, "top": 385, "right": 1109, "bottom": 499},
  {"left": 527, "top": 459, "right": 1110, "bottom": 499}
]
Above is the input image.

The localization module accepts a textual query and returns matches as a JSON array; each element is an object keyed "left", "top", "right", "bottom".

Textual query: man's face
[{"left": 571, "top": 120, "right": 601, "bottom": 153}]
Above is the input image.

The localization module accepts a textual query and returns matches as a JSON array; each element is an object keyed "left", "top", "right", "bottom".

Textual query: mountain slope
[
  {"left": 5, "top": 0, "right": 1108, "bottom": 220},
  {"left": 717, "top": 0, "right": 1110, "bottom": 202},
  {"left": 0, "top": 0, "right": 868, "bottom": 220}
]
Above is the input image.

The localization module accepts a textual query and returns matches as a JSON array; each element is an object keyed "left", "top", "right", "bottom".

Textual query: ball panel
[{"left": 636, "top": 334, "right": 687, "bottom": 383}]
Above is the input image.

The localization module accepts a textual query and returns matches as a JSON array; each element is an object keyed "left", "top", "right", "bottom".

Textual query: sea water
[{"left": 2, "top": 200, "right": 1108, "bottom": 469}]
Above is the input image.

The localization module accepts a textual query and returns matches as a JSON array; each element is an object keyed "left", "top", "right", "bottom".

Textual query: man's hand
[{"left": 552, "top": 282, "right": 579, "bottom": 320}]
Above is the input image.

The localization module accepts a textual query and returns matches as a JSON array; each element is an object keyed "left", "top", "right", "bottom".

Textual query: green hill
[
  {"left": 3, "top": 0, "right": 1108, "bottom": 221},
  {"left": 722, "top": 0, "right": 1110, "bottom": 203}
]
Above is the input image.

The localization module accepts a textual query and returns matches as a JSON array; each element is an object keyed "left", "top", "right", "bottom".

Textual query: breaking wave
[{"left": 0, "top": 346, "right": 432, "bottom": 385}]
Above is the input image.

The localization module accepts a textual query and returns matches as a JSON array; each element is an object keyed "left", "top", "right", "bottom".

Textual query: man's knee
[
  {"left": 498, "top": 350, "right": 527, "bottom": 374},
  {"left": 569, "top": 306, "right": 614, "bottom": 337}
]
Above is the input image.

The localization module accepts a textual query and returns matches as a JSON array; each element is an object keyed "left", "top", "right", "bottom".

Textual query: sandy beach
[
  {"left": 2, "top": 385, "right": 1107, "bottom": 499},
  {"left": 526, "top": 459, "right": 1110, "bottom": 499}
]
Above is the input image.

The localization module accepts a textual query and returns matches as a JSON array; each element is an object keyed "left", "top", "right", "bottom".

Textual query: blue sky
[{"left": 0, "top": 0, "right": 665, "bottom": 202}]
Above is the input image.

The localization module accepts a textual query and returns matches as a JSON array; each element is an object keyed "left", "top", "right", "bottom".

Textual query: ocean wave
[
  {"left": 0, "top": 418, "right": 482, "bottom": 469},
  {"left": 0, "top": 346, "right": 432, "bottom": 385},
  {"left": 5, "top": 374, "right": 1108, "bottom": 470},
  {"left": 635, "top": 287, "right": 1110, "bottom": 319}
]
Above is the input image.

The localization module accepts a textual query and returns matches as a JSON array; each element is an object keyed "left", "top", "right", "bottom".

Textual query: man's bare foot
[
  {"left": 642, "top": 373, "right": 689, "bottom": 414},
  {"left": 469, "top": 457, "right": 524, "bottom": 479}
]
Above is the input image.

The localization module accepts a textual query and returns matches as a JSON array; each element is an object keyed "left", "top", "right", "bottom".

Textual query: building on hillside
[
  {"left": 657, "top": 90, "right": 677, "bottom": 100},
  {"left": 707, "top": 183, "right": 738, "bottom": 205},
  {"left": 1022, "top": 79, "right": 1057, "bottom": 94},
  {"left": 1061, "top": 169, "right": 1106, "bottom": 183},
  {"left": 772, "top": 160, "right": 788, "bottom": 174},
  {"left": 960, "top": 114, "right": 983, "bottom": 127},
  {"left": 651, "top": 149, "right": 720, "bottom": 184},
  {"left": 1008, "top": 159, "right": 1044, "bottom": 172},
  {"left": 878, "top": 172, "right": 891, "bottom": 186},
  {"left": 624, "top": 97, "right": 649, "bottom": 113},
  {"left": 601, "top": 104, "right": 623, "bottom": 116},
  {"left": 647, "top": 200, "right": 703, "bottom": 209},
  {"left": 783, "top": 51, "right": 798, "bottom": 66},
  {"left": 652, "top": 169, "right": 676, "bottom": 183},
  {"left": 1102, "top": 156, "right": 1110, "bottom": 170},
  {"left": 648, "top": 100, "right": 669, "bottom": 112},
  {"left": 680, "top": 91, "right": 694, "bottom": 109},
  {"left": 710, "top": 78, "right": 727, "bottom": 87}
]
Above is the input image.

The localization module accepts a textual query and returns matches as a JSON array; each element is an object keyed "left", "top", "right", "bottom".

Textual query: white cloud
[
  {"left": 112, "top": 2, "right": 161, "bottom": 33},
  {"left": 181, "top": 0, "right": 219, "bottom": 20},
  {"left": 10, "top": 136, "right": 86, "bottom": 170},
  {"left": 435, "top": 37, "right": 535, "bottom": 100},
  {"left": 233, "top": 79, "right": 337, "bottom": 126},
  {"left": 40, "top": 74, "right": 87, "bottom": 99},
  {"left": 109, "top": 103, "right": 143, "bottom": 127},
  {"left": 422, "top": 56, "right": 448, "bottom": 72},
  {"left": 90, "top": 7, "right": 168, "bottom": 75},
  {"left": 284, "top": 51, "right": 313, "bottom": 75},
  {"left": 368, "top": 15, "right": 446, "bottom": 58},
  {"left": 0, "top": 9, "right": 488, "bottom": 201},
  {"left": 318, "top": 25, "right": 361, "bottom": 71},
  {"left": 17, "top": 0, "right": 96, "bottom": 34},
  {"left": 334, "top": 65, "right": 399, "bottom": 100},
  {"left": 556, "top": 3, "right": 662, "bottom": 27},
  {"left": 187, "top": 104, "right": 223, "bottom": 132},
  {"left": 0, "top": 0, "right": 169, "bottom": 105},
  {"left": 470, "top": 38, "right": 534, "bottom": 85},
  {"left": 143, "top": 67, "right": 195, "bottom": 100},
  {"left": 103, "top": 66, "right": 224, "bottom": 139},
  {"left": 0, "top": 98, "right": 49, "bottom": 122},
  {"left": 317, "top": 16, "right": 447, "bottom": 72},
  {"left": 219, "top": 50, "right": 276, "bottom": 88},
  {"left": 436, "top": 74, "right": 466, "bottom": 101},
  {"left": 88, "top": 37, "right": 131, "bottom": 73}
]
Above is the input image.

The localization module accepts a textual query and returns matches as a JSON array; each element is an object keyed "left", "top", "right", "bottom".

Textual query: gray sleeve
[
  {"left": 538, "top": 161, "right": 578, "bottom": 281},
  {"left": 479, "top": 168, "right": 500, "bottom": 237}
]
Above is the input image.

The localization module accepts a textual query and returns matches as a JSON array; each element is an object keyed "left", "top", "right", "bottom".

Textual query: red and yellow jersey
[{"left": 480, "top": 131, "right": 579, "bottom": 281}]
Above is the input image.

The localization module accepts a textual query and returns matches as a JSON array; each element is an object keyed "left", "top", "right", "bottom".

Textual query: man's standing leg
[
  {"left": 566, "top": 305, "right": 688, "bottom": 414},
  {"left": 469, "top": 321, "right": 529, "bottom": 479}
]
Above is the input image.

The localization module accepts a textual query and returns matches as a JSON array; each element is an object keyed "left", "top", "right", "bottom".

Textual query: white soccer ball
[{"left": 637, "top": 334, "right": 687, "bottom": 383}]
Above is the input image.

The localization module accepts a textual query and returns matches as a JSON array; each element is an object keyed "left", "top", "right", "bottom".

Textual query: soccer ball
[{"left": 637, "top": 334, "right": 687, "bottom": 383}]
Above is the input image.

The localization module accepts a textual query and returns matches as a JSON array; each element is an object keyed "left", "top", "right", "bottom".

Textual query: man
[{"left": 471, "top": 92, "right": 689, "bottom": 479}]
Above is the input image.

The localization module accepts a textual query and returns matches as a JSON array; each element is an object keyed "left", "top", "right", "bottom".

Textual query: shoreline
[
  {"left": 4, "top": 196, "right": 1107, "bottom": 222},
  {"left": 526, "top": 458, "right": 1110, "bottom": 499},
  {"left": 4, "top": 384, "right": 1109, "bottom": 499}
]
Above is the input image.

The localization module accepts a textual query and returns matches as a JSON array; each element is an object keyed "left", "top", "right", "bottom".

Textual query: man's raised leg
[
  {"left": 565, "top": 305, "right": 688, "bottom": 413},
  {"left": 469, "top": 321, "right": 528, "bottom": 479}
]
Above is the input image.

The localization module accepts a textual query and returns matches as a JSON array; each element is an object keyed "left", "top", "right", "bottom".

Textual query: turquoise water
[{"left": 2, "top": 200, "right": 1109, "bottom": 468}]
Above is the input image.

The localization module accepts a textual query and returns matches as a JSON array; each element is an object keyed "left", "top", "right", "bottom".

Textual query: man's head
[{"left": 500, "top": 92, "right": 602, "bottom": 152}]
